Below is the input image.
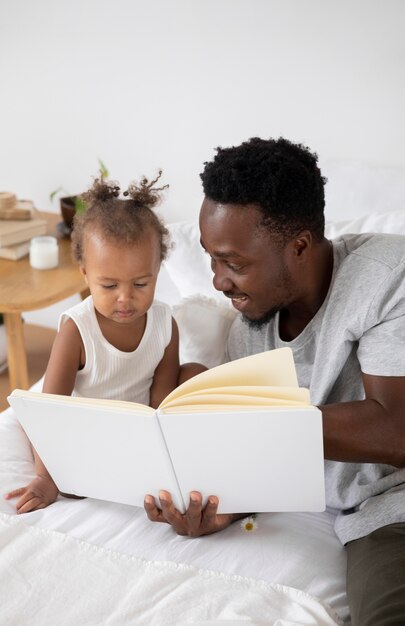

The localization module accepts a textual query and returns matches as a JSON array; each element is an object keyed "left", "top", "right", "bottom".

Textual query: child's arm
[
  {"left": 149, "top": 318, "right": 180, "bottom": 409},
  {"left": 4, "top": 318, "right": 84, "bottom": 512},
  {"left": 42, "top": 317, "right": 84, "bottom": 395}
]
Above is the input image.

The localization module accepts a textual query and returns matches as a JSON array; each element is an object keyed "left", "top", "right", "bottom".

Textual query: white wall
[
  {"left": 1, "top": 0, "right": 405, "bottom": 221},
  {"left": 1, "top": 0, "right": 404, "bottom": 326}
]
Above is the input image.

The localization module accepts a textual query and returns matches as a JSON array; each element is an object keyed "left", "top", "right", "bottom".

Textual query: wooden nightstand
[{"left": 0, "top": 211, "right": 88, "bottom": 390}]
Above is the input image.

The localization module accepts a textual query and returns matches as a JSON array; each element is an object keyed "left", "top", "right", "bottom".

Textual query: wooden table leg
[{"left": 3, "top": 312, "right": 29, "bottom": 390}]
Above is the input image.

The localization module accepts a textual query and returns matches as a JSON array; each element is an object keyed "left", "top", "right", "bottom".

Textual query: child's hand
[{"left": 4, "top": 475, "right": 59, "bottom": 513}]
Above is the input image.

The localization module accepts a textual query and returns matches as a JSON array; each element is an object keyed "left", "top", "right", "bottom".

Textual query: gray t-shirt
[{"left": 227, "top": 233, "right": 405, "bottom": 544}]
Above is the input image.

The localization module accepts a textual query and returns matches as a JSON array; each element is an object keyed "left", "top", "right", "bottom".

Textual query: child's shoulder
[
  {"left": 151, "top": 299, "right": 172, "bottom": 314},
  {"left": 58, "top": 295, "right": 93, "bottom": 331},
  {"left": 149, "top": 300, "right": 173, "bottom": 336}
]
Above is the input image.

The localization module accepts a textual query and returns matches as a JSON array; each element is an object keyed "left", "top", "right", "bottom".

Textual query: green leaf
[
  {"left": 98, "top": 159, "right": 109, "bottom": 180},
  {"left": 49, "top": 187, "right": 64, "bottom": 202},
  {"left": 74, "top": 196, "right": 87, "bottom": 214}
]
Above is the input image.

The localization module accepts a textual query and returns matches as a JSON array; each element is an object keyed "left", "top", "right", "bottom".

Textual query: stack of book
[{"left": 0, "top": 193, "right": 47, "bottom": 260}]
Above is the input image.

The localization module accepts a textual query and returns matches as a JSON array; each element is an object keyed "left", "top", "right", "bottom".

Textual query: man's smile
[{"left": 224, "top": 293, "right": 249, "bottom": 310}]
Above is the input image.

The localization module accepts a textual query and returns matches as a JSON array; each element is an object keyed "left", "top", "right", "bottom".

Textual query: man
[{"left": 145, "top": 137, "right": 405, "bottom": 625}]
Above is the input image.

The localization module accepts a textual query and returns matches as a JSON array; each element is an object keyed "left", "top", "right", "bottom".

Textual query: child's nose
[{"left": 117, "top": 285, "right": 134, "bottom": 302}]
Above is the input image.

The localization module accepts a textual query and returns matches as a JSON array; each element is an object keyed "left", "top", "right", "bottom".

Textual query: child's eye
[
  {"left": 102, "top": 284, "right": 116, "bottom": 289},
  {"left": 134, "top": 283, "right": 147, "bottom": 288}
]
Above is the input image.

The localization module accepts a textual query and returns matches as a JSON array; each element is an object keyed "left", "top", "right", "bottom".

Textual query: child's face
[{"left": 80, "top": 229, "right": 161, "bottom": 325}]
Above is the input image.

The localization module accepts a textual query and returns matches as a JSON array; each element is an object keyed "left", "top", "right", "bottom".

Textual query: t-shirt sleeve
[
  {"left": 357, "top": 265, "right": 405, "bottom": 376},
  {"left": 226, "top": 316, "right": 248, "bottom": 362}
]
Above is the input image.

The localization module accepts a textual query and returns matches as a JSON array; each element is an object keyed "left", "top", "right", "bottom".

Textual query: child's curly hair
[{"left": 71, "top": 171, "right": 171, "bottom": 263}]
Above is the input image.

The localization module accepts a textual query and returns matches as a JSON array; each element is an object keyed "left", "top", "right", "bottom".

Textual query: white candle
[{"left": 29, "top": 236, "right": 59, "bottom": 270}]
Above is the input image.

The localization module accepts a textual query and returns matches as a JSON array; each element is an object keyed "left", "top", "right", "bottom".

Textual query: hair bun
[
  {"left": 82, "top": 178, "right": 121, "bottom": 204},
  {"left": 123, "top": 170, "right": 169, "bottom": 208}
]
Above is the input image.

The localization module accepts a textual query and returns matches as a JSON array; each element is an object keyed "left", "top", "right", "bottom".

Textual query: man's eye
[{"left": 227, "top": 264, "right": 243, "bottom": 272}]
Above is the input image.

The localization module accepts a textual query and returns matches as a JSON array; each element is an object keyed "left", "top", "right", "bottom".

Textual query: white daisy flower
[{"left": 241, "top": 515, "right": 258, "bottom": 532}]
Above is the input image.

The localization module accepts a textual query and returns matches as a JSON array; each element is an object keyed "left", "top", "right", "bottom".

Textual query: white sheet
[
  {"left": 0, "top": 512, "right": 342, "bottom": 626},
  {"left": 0, "top": 386, "right": 349, "bottom": 624}
]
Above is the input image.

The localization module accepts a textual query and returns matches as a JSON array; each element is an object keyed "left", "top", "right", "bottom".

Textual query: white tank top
[{"left": 59, "top": 296, "right": 172, "bottom": 405}]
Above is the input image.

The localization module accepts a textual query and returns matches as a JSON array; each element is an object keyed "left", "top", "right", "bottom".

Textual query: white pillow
[
  {"left": 164, "top": 222, "right": 227, "bottom": 303},
  {"left": 325, "top": 209, "right": 405, "bottom": 238},
  {"left": 154, "top": 264, "right": 182, "bottom": 306},
  {"left": 173, "top": 295, "right": 237, "bottom": 368}
]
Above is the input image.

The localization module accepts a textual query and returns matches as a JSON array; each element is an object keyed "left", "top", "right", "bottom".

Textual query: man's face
[{"left": 199, "top": 198, "right": 297, "bottom": 327}]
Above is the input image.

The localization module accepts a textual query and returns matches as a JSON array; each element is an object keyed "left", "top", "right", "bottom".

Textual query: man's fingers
[
  {"left": 188, "top": 491, "right": 203, "bottom": 509},
  {"left": 144, "top": 491, "right": 229, "bottom": 538},
  {"left": 185, "top": 492, "right": 203, "bottom": 534},
  {"left": 144, "top": 495, "right": 166, "bottom": 523},
  {"left": 203, "top": 495, "right": 219, "bottom": 519},
  {"left": 144, "top": 491, "right": 184, "bottom": 527},
  {"left": 158, "top": 490, "right": 192, "bottom": 535},
  {"left": 198, "top": 495, "right": 221, "bottom": 532},
  {"left": 158, "top": 490, "right": 179, "bottom": 521}
]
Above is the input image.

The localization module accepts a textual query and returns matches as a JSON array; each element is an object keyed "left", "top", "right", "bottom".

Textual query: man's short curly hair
[{"left": 200, "top": 137, "right": 327, "bottom": 241}]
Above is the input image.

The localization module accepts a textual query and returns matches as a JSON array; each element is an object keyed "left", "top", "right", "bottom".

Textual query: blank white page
[
  {"left": 8, "top": 393, "right": 185, "bottom": 512},
  {"left": 158, "top": 407, "right": 325, "bottom": 514}
]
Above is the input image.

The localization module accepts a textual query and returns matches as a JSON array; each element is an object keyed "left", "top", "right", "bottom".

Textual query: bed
[
  {"left": 0, "top": 393, "right": 347, "bottom": 626},
  {"left": 1, "top": 170, "right": 405, "bottom": 625}
]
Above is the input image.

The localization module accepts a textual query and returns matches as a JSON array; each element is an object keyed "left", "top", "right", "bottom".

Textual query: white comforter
[
  {"left": 0, "top": 512, "right": 342, "bottom": 626},
  {"left": 0, "top": 387, "right": 348, "bottom": 625}
]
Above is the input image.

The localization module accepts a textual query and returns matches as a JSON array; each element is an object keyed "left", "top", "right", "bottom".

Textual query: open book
[{"left": 8, "top": 347, "right": 325, "bottom": 514}]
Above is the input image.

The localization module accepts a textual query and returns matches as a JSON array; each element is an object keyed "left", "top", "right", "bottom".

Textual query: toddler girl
[{"left": 6, "top": 171, "right": 194, "bottom": 512}]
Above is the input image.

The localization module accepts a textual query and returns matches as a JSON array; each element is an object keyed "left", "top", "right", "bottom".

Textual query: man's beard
[{"left": 241, "top": 307, "right": 279, "bottom": 330}]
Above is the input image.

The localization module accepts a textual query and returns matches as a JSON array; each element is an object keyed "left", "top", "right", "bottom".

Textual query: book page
[
  {"left": 11, "top": 390, "right": 154, "bottom": 416},
  {"left": 160, "top": 348, "right": 299, "bottom": 410},
  {"left": 8, "top": 391, "right": 185, "bottom": 511},
  {"left": 161, "top": 385, "right": 310, "bottom": 411},
  {"left": 161, "top": 400, "right": 311, "bottom": 414},
  {"left": 158, "top": 408, "right": 325, "bottom": 513}
]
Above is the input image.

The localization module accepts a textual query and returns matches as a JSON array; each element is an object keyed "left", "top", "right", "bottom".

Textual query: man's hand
[
  {"left": 4, "top": 475, "right": 59, "bottom": 513},
  {"left": 144, "top": 490, "right": 241, "bottom": 537}
]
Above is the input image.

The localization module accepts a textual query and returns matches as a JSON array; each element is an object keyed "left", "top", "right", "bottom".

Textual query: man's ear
[{"left": 291, "top": 230, "right": 313, "bottom": 258}]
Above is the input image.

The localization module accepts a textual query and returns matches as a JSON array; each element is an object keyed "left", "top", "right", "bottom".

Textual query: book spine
[{"left": 155, "top": 408, "right": 187, "bottom": 513}]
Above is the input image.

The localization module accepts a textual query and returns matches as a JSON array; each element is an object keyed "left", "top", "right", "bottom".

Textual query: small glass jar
[{"left": 29, "top": 236, "right": 59, "bottom": 270}]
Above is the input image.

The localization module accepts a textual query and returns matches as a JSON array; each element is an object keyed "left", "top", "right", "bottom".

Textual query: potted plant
[{"left": 50, "top": 159, "right": 109, "bottom": 234}]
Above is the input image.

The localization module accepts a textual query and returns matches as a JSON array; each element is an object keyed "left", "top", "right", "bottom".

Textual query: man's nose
[{"left": 212, "top": 266, "right": 234, "bottom": 292}]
